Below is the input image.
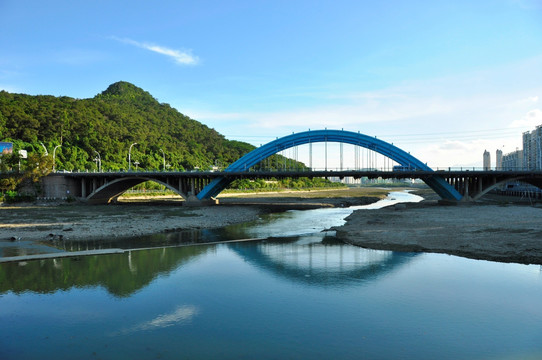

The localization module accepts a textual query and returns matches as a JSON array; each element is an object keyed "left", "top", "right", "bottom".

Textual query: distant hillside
[{"left": 0, "top": 81, "right": 255, "bottom": 171}]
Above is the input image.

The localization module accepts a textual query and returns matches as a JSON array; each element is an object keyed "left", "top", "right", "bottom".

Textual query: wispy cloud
[{"left": 111, "top": 37, "right": 199, "bottom": 65}]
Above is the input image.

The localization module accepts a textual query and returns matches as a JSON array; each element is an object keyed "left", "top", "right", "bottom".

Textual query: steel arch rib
[{"left": 197, "top": 129, "right": 463, "bottom": 201}]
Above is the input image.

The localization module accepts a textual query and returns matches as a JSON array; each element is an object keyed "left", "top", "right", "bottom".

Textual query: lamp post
[
  {"left": 159, "top": 148, "right": 165, "bottom": 171},
  {"left": 128, "top": 142, "right": 137, "bottom": 171},
  {"left": 93, "top": 150, "right": 102, "bottom": 172},
  {"left": 134, "top": 161, "right": 140, "bottom": 171},
  {"left": 39, "top": 141, "right": 48, "bottom": 156},
  {"left": 52, "top": 145, "right": 61, "bottom": 172}
]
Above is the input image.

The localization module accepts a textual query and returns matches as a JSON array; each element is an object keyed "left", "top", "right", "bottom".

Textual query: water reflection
[
  {"left": 0, "top": 235, "right": 418, "bottom": 296},
  {"left": 45, "top": 228, "right": 227, "bottom": 253},
  {"left": 2, "top": 192, "right": 541, "bottom": 360},
  {"left": 0, "top": 245, "right": 210, "bottom": 297},
  {"left": 112, "top": 305, "right": 199, "bottom": 336},
  {"left": 229, "top": 235, "right": 418, "bottom": 287}
]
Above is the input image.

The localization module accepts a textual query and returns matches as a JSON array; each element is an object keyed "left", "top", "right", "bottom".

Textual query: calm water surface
[{"left": 1, "top": 192, "right": 541, "bottom": 360}]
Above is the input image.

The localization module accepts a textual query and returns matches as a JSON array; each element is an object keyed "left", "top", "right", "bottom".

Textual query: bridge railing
[{"left": 17, "top": 166, "right": 542, "bottom": 176}]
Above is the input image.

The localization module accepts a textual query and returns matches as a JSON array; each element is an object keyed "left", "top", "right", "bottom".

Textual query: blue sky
[{"left": 1, "top": 0, "right": 542, "bottom": 168}]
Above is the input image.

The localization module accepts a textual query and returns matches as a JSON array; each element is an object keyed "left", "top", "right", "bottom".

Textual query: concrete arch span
[
  {"left": 86, "top": 177, "right": 186, "bottom": 204},
  {"left": 470, "top": 176, "right": 542, "bottom": 201},
  {"left": 198, "top": 129, "right": 463, "bottom": 201}
]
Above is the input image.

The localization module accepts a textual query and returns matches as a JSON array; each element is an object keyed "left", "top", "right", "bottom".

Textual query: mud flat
[
  {"left": 0, "top": 203, "right": 265, "bottom": 243},
  {"left": 334, "top": 201, "right": 542, "bottom": 265},
  {"left": 0, "top": 187, "right": 385, "bottom": 244}
]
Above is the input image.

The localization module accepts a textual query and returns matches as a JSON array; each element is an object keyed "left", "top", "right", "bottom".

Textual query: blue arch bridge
[{"left": 42, "top": 129, "right": 542, "bottom": 204}]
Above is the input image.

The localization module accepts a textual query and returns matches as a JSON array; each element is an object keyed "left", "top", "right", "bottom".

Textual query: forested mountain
[{"left": 0, "top": 81, "right": 255, "bottom": 171}]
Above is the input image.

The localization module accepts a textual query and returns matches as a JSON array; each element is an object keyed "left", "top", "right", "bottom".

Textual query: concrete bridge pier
[{"left": 446, "top": 173, "right": 509, "bottom": 202}]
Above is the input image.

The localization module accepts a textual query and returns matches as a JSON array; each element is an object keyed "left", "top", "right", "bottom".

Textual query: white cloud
[
  {"left": 414, "top": 137, "right": 520, "bottom": 169},
  {"left": 112, "top": 37, "right": 199, "bottom": 65},
  {"left": 514, "top": 95, "right": 539, "bottom": 105},
  {"left": 509, "top": 109, "right": 542, "bottom": 129}
]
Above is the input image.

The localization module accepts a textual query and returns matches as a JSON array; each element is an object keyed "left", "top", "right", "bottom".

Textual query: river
[{"left": 1, "top": 191, "right": 541, "bottom": 359}]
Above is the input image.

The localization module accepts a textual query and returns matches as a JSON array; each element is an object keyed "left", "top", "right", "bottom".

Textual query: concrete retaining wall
[{"left": 41, "top": 176, "right": 81, "bottom": 200}]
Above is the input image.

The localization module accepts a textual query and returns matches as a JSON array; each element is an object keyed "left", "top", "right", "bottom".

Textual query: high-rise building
[
  {"left": 502, "top": 149, "right": 523, "bottom": 170},
  {"left": 483, "top": 150, "right": 491, "bottom": 170},
  {"left": 495, "top": 149, "right": 503, "bottom": 170},
  {"left": 522, "top": 125, "right": 542, "bottom": 170}
]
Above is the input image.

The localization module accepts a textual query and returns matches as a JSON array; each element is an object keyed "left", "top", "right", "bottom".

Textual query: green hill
[
  {"left": 0, "top": 82, "right": 341, "bottom": 200},
  {"left": 0, "top": 81, "right": 254, "bottom": 171}
]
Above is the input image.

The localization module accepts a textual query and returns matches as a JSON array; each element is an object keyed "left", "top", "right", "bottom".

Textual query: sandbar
[{"left": 335, "top": 200, "right": 542, "bottom": 265}]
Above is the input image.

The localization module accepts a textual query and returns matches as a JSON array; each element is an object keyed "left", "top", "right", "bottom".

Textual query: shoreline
[
  {"left": 3, "top": 187, "right": 542, "bottom": 266},
  {"left": 0, "top": 188, "right": 384, "bottom": 260},
  {"left": 334, "top": 199, "right": 542, "bottom": 266}
]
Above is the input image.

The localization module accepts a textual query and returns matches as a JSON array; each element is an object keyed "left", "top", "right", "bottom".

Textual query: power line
[{"left": 224, "top": 125, "right": 531, "bottom": 141}]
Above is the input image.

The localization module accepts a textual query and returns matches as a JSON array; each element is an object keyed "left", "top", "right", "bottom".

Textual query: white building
[
  {"left": 522, "top": 125, "right": 542, "bottom": 170},
  {"left": 483, "top": 150, "right": 491, "bottom": 170},
  {"left": 496, "top": 149, "right": 503, "bottom": 170}
]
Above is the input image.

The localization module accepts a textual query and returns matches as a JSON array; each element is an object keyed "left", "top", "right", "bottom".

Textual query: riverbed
[
  {"left": 335, "top": 200, "right": 542, "bottom": 265},
  {"left": 1, "top": 192, "right": 541, "bottom": 359}
]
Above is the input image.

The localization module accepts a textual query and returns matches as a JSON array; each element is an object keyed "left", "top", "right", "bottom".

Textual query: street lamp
[
  {"left": 159, "top": 148, "right": 165, "bottom": 171},
  {"left": 52, "top": 145, "right": 61, "bottom": 172},
  {"left": 128, "top": 142, "right": 138, "bottom": 171},
  {"left": 39, "top": 141, "right": 48, "bottom": 156},
  {"left": 94, "top": 150, "right": 102, "bottom": 172},
  {"left": 134, "top": 161, "right": 140, "bottom": 171}
]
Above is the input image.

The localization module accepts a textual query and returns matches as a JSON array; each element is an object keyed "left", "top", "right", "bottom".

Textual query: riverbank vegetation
[
  {"left": 0, "top": 81, "right": 316, "bottom": 201},
  {"left": 225, "top": 177, "right": 345, "bottom": 192},
  {"left": 0, "top": 82, "right": 259, "bottom": 172}
]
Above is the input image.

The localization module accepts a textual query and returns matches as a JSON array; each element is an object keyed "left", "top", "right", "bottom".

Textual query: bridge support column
[
  {"left": 182, "top": 177, "right": 218, "bottom": 206},
  {"left": 81, "top": 180, "right": 86, "bottom": 198},
  {"left": 456, "top": 177, "right": 463, "bottom": 195}
]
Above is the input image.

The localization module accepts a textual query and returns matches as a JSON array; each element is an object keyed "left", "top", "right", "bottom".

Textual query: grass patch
[{"left": 218, "top": 186, "right": 392, "bottom": 200}]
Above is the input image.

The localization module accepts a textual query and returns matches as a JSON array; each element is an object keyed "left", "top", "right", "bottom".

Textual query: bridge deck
[
  {"left": 54, "top": 169, "right": 542, "bottom": 179},
  {"left": 40, "top": 169, "right": 542, "bottom": 204}
]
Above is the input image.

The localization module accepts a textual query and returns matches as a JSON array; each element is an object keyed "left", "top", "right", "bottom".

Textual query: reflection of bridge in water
[
  {"left": 42, "top": 129, "right": 542, "bottom": 204},
  {"left": 1, "top": 234, "right": 419, "bottom": 295},
  {"left": 228, "top": 235, "right": 419, "bottom": 287}
]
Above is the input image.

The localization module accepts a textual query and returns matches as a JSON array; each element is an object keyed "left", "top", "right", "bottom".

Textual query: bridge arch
[
  {"left": 198, "top": 129, "right": 463, "bottom": 201},
  {"left": 470, "top": 176, "right": 542, "bottom": 201},
  {"left": 87, "top": 176, "right": 186, "bottom": 204}
]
